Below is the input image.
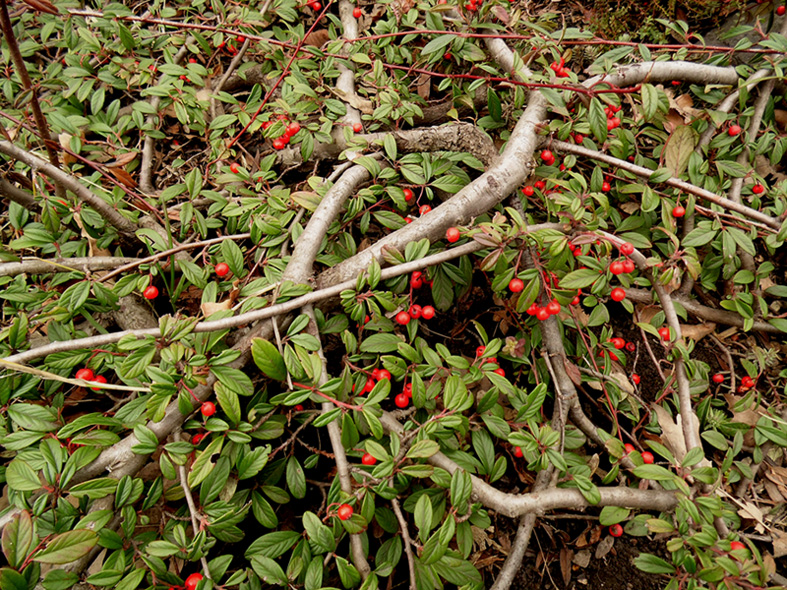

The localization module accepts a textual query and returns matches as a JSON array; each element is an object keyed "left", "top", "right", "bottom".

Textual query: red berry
[
  {"left": 521, "top": 186, "right": 534, "bottom": 196},
  {"left": 403, "top": 188, "right": 414, "bottom": 201},
  {"left": 394, "top": 393, "right": 409, "bottom": 408},
  {"left": 536, "top": 307, "right": 550, "bottom": 321},
  {"left": 90, "top": 374, "right": 107, "bottom": 391},
  {"left": 409, "top": 305, "right": 422, "bottom": 319},
  {"left": 377, "top": 369, "right": 391, "bottom": 380},
  {"left": 179, "top": 75, "right": 188, "bottom": 81},
  {"left": 411, "top": 271, "right": 423, "bottom": 289},
  {"left": 236, "top": 35, "right": 245, "bottom": 43},
  {"left": 534, "top": 180, "right": 546, "bottom": 190},
  {"left": 601, "top": 181, "right": 611, "bottom": 192},
  {"left": 493, "top": 368, "right": 505, "bottom": 377},
  {"left": 419, "top": 204, "right": 432, "bottom": 215},
  {"left": 641, "top": 451, "right": 654, "bottom": 464},
  {"left": 185, "top": 573, "right": 204, "bottom": 590},
  {"left": 309, "top": 1, "right": 322, "bottom": 9},
  {"left": 395, "top": 311, "right": 410, "bottom": 325},
  {"left": 421, "top": 306, "right": 435, "bottom": 320},
  {"left": 609, "top": 261, "right": 625, "bottom": 275},
  {"left": 712, "top": 373, "right": 725, "bottom": 383},
  {"left": 286, "top": 122, "right": 301, "bottom": 136},
  {"left": 189, "top": 58, "right": 197, "bottom": 64},
  {"left": 513, "top": 446, "right": 523, "bottom": 457},
  {"left": 752, "top": 183, "right": 765, "bottom": 194},
  {"left": 272, "top": 138, "right": 286, "bottom": 150},
  {"left": 571, "top": 296, "right": 580, "bottom": 305},
  {"left": 607, "top": 117, "right": 620, "bottom": 130},
  {"left": 619, "top": 242, "right": 634, "bottom": 255},
  {"left": 337, "top": 504, "right": 353, "bottom": 520},
  {"left": 143, "top": 286, "right": 159, "bottom": 300},
  {"left": 741, "top": 376, "right": 755, "bottom": 388},
  {"left": 229, "top": 162, "right": 240, "bottom": 173},
  {"left": 192, "top": 433, "right": 205, "bottom": 444},
  {"left": 632, "top": 374, "right": 640, "bottom": 385},
  {"left": 778, "top": 5, "right": 786, "bottom": 15},
  {"left": 658, "top": 327, "right": 670, "bottom": 341},
  {"left": 352, "top": 122, "right": 363, "bottom": 133},
  {"left": 574, "top": 134, "right": 584, "bottom": 143},
  {"left": 403, "top": 383, "right": 412, "bottom": 397},
  {"left": 728, "top": 124, "right": 742, "bottom": 136},
  {"left": 622, "top": 259, "right": 635, "bottom": 274},
  {"left": 624, "top": 443, "right": 635, "bottom": 454},
  {"left": 672, "top": 205, "right": 686, "bottom": 218},
  {"left": 476, "top": 345, "right": 486, "bottom": 357},
  {"left": 610, "top": 337, "right": 625, "bottom": 349},
  {"left": 508, "top": 278, "right": 525, "bottom": 293},
  {"left": 609, "top": 524, "right": 624, "bottom": 537},
  {"left": 546, "top": 300, "right": 561, "bottom": 315},
  {"left": 353, "top": 6, "right": 362, "bottom": 17},
  {"left": 625, "top": 342, "right": 636, "bottom": 352},
  {"left": 215, "top": 262, "right": 230, "bottom": 277},
  {"left": 362, "top": 378, "right": 376, "bottom": 393},
  {"left": 541, "top": 149, "right": 554, "bottom": 162},
  {"left": 361, "top": 453, "right": 376, "bottom": 465},
  {"left": 201, "top": 402, "right": 216, "bottom": 417},
  {"left": 730, "top": 541, "right": 746, "bottom": 551},
  {"left": 610, "top": 288, "right": 626, "bottom": 302},
  {"left": 75, "top": 368, "right": 94, "bottom": 381},
  {"left": 526, "top": 303, "right": 539, "bottom": 316},
  {"left": 446, "top": 227, "right": 460, "bottom": 243}
]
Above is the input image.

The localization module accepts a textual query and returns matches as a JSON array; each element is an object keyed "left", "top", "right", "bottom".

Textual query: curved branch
[
  {"left": 0, "top": 256, "right": 140, "bottom": 277},
  {"left": 379, "top": 412, "right": 678, "bottom": 517},
  {"left": 0, "top": 140, "right": 138, "bottom": 235}
]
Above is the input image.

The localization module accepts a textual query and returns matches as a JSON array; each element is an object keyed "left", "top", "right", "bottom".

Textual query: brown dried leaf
[
  {"left": 653, "top": 404, "right": 687, "bottom": 463},
  {"left": 763, "top": 480, "right": 785, "bottom": 503},
  {"left": 105, "top": 151, "right": 138, "bottom": 168},
  {"left": 491, "top": 5, "right": 511, "bottom": 24},
  {"left": 416, "top": 73, "right": 431, "bottom": 101},
  {"left": 736, "top": 501, "right": 766, "bottom": 533},
  {"left": 595, "top": 534, "right": 614, "bottom": 559},
  {"left": 560, "top": 547, "right": 573, "bottom": 586},
  {"left": 774, "top": 109, "right": 787, "bottom": 129},
  {"left": 201, "top": 300, "right": 232, "bottom": 316},
  {"left": 107, "top": 168, "right": 138, "bottom": 189},
  {"left": 572, "top": 549, "right": 591, "bottom": 568},
  {"left": 773, "top": 531, "right": 787, "bottom": 558},
  {"left": 563, "top": 358, "right": 583, "bottom": 387},
  {"left": 58, "top": 133, "right": 77, "bottom": 165},
  {"left": 303, "top": 29, "right": 330, "bottom": 48},
  {"left": 680, "top": 322, "right": 716, "bottom": 342}
]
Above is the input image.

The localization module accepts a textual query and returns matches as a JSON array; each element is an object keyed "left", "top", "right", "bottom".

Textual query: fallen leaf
[
  {"left": 201, "top": 300, "right": 232, "bottom": 316},
  {"left": 680, "top": 322, "right": 716, "bottom": 342},
  {"left": 560, "top": 547, "right": 573, "bottom": 586},
  {"left": 773, "top": 531, "right": 787, "bottom": 558},
  {"left": 572, "top": 549, "right": 591, "bottom": 568},
  {"left": 736, "top": 500, "right": 766, "bottom": 534},
  {"left": 416, "top": 73, "right": 431, "bottom": 101},
  {"left": 105, "top": 151, "right": 138, "bottom": 168},
  {"left": 653, "top": 404, "right": 687, "bottom": 463},
  {"left": 595, "top": 534, "right": 614, "bottom": 559}
]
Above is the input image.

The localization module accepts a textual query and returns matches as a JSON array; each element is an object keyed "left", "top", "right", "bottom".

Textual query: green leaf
[
  {"left": 560, "top": 268, "right": 601, "bottom": 289},
  {"left": 640, "top": 84, "right": 659, "bottom": 122},
  {"left": 421, "top": 34, "right": 454, "bottom": 56},
  {"left": 251, "top": 339, "right": 287, "bottom": 381},
  {"left": 250, "top": 555, "right": 288, "bottom": 585},
  {"left": 634, "top": 553, "right": 675, "bottom": 574},
  {"left": 588, "top": 98, "right": 607, "bottom": 142},
  {"left": 33, "top": 530, "right": 97, "bottom": 564},
  {"left": 221, "top": 239, "right": 245, "bottom": 277},
  {"left": 406, "top": 440, "right": 440, "bottom": 459},
  {"left": 69, "top": 478, "right": 118, "bottom": 500},
  {"left": 2, "top": 511, "right": 35, "bottom": 569},
  {"left": 632, "top": 464, "right": 676, "bottom": 481},
  {"left": 0, "top": 568, "right": 28, "bottom": 590},
  {"left": 286, "top": 456, "right": 306, "bottom": 499},
  {"left": 599, "top": 506, "right": 630, "bottom": 525},
  {"left": 6, "top": 459, "right": 41, "bottom": 492},
  {"left": 359, "top": 333, "right": 404, "bottom": 353},
  {"left": 383, "top": 134, "right": 397, "bottom": 160}
]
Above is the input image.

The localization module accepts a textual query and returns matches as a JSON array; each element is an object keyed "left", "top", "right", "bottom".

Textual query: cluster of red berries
[
  {"left": 464, "top": 0, "right": 483, "bottom": 12},
  {"left": 356, "top": 368, "right": 392, "bottom": 397},
  {"left": 306, "top": 1, "right": 322, "bottom": 10},
  {"left": 605, "top": 104, "right": 622, "bottom": 130},
  {"left": 475, "top": 346, "right": 506, "bottom": 377},
  {"left": 75, "top": 368, "right": 107, "bottom": 391},
  {"left": 525, "top": 299, "right": 563, "bottom": 321},
  {"left": 549, "top": 57, "right": 570, "bottom": 78},
  {"left": 393, "top": 382, "right": 414, "bottom": 408},
  {"left": 263, "top": 118, "right": 301, "bottom": 151},
  {"left": 739, "top": 375, "right": 756, "bottom": 393},
  {"left": 540, "top": 149, "right": 555, "bottom": 166},
  {"left": 609, "top": 243, "right": 636, "bottom": 275},
  {"left": 624, "top": 443, "right": 654, "bottom": 464},
  {"left": 395, "top": 305, "right": 435, "bottom": 325}
]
